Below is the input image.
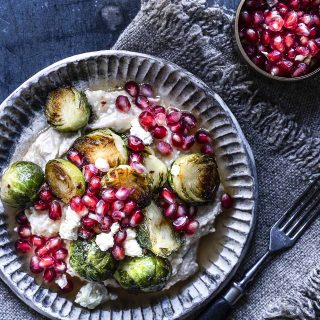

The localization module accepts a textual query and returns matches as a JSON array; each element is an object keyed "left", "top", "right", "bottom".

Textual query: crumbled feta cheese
[
  {"left": 95, "top": 232, "right": 114, "bottom": 251},
  {"left": 130, "top": 118, "right": 153, "bottom": 145},
  {"left": 26, "top": 207, "right": 62, "bottom": 237},
  {"left": 59, "top": 206, "right": 87, "bottom": 240},
  {"left": 55, "top": 274, "right": 68, "bottom": 289},
  {"left": 126, "top": 228, "right": 136, "bottom": 240},
  {"left": 75, "top": 282, "right": 110, "bottom": 309},
  {"left": 95, "top": 158, "right": 110, "bottom": 172},
  {"left": 110, "top": 222, "right": 120, "bottom": 234},
  {"left": 123, "top": 228, "right": 143, "bottom": 257}
]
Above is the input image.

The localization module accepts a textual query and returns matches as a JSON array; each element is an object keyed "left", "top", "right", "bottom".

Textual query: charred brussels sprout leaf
[
  {"left": 1, "top": 161, "right": 44, "bottom": 208},
  {"left": 72, "top": 129, "right": 128, "bottom": 168},
  {"left": 69, "top": 238, "right": 118, "bottom": 282},
  {"left": 45, "top": 159, "right": 85, "bottom": 203},
  {"left": 45, "top": 87, "right": 90, "bottom": 132},
  {"left": 114, "top": 252, "right": 171, "bottom": 292},
  {"left": 101, "top": 165, "right": 152, "bottom": 208},
  {"left": 143, "top": 155, "right": 167, "bottom": 191},
  {"left": 168, "top": 153, "right": 220, "bottom": 204},
  {"left": 137, "top": 202, "right": 181, "bottom": 257}
]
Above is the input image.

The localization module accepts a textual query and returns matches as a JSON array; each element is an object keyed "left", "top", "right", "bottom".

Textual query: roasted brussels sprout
[
  {"left": 143, "top": 155, "right": 167, "bottom": 190},
  {"left": 113, "top": 252, "right": 171, "bottom": 292},
  {"left": 1, "top": 161, "right": 44, "bottom": 208},
  {"left": 72, "top": 129, "right": 128, "bottom": 167},
  {"left": 137, "top": 202, "right": 181, "bottom": 257},
  {"left": 45, "top": 87, "right": 90, "bottom": 132},
  {"left": 45, "top": 159, "right": 85, "bottom": 203},
  {"left": 69, "top": 238, "right": 118, "bottom": 282},
  {"left": 101, "top": 165, "right": 152, "bottom": 208},
  {"left": 168, "top": 153, "right": 220, "bottom": 204}
]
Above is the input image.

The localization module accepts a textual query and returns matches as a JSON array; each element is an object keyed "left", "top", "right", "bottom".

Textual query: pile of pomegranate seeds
[
  {"left": 14, "top": 212, "right": 72, "bottom": 292},
  {"left": 239, "top": 0, "right": 320, "bottom": 77},
  {"left": 158, "top": 187, "right": 200, "bottom": 235}
]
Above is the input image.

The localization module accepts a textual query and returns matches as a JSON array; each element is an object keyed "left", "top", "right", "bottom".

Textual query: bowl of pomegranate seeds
[
  {"left": 236, "top": 0, "right": 320, "bottom": 80},
  {"left": 0, "top": 51, "right": 256, "bottom": 319}
]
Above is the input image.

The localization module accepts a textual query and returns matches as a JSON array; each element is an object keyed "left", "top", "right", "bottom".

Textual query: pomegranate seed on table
[
  {"left": 157, "top": 141, "right": 173, "bottom": 156},
  {"left": 165, "top": 203, "right": 178, "bottom": 219},
  {"left": 101, "top": 188, "right": 117, "bottom": 202},
  {"left": 112, "top": 245, "right": 125, "bottom": 260},
  {"left": 67, "top": 149, "right": 84, "bottom": 167},
  {"left": 114, "top": 229, "right": 127, "bottom": 244},
  {"left": 43, "top": 268, "right": 56, "bottom": 283},
  {"left": 135, "top": 95, "right": 149, "bottom": 110},
  {"left": 100, "top": 216, "right": 113, "bottom": 232},
  {"left": 221, "top": 192, "right": 233, "bottom": 208},
  {"left": 111, "top": 200, "right": 125, "bottom": 212},
  {"left": 46, "top": 237, "right": 62, "bottom": 251},
  {"left": 166, "top": 109, "right": 182, "bottom": 125},
  {"left": 140, "top": 83, "right": 154, "bottom": 97},
  {"left": 201, "top": 143, "right": 215, "bottom": 156},
  {"left": 139, "top": 111, "right": 156, "bottom": 131},
  {"left": 129, "top": 209, "right": 144, "bottom": 227},
  {"left": 61, "top": 279, "right": 74, "bottom": 293},
  {"left": 128, "top": 135, "right": 145, "bottom": 152},
  {"left": 182, "top": 112, "right": 197, "bottom": 129},
  {"left": 18, "top": 225, "right": 32, "bottom": 238},
  {"left": 82, "top": 164, "right": 99, "bottom": 183},
  {"left": 30, "top": 256, "right": 44, "bottom": 274},
  {"left": 82, "top": 194, "right": 98, "bottom": 211},
  {"left": 16, "top": 211, "right": 28, "bottom": 225},
  {"left": 49, "top": 201, "right": 62, "bottom": 220},
  {"left": 195, "top": 130, "right": 212, "bottom": 144},
  {"left": 152, "top": 105, "right": 166, "bottom": 115},
  {"left": 161, "top": 188, "right": 176, "bottom": 204},
  {"left": 182, "top": 135, "right": 195, "bottom": 150},
  {"left": 152, "top": 126, "right": 167, "bottom": 139},
  {"left": 39, "top": 189, "right": 53, "bottom": 202},
  {"left": 125, "top": 81, "right": 139, "bottom": 97},
  {"left": 173, "top": 216, "right": 188, "bottom": 231},
  {"left": 78, "top": 226, "right": 95, "bottom": 240},
  {"left": 95, "top": 199, "right": 109, "bottom": 216},
  {"left": 81, "top": 215, "right": 99, "bottom": 228},
  {"left": 39, "top": 255, "right": 55, "bottom": 268},
  {"left": 54, "top": 260, "right": 67, "bottom": 274},
  {"left": 52, "top": 248, "right": 68, "bottom": 261},
  {"left": 130, "top": 161, "right": 146, "bottom": 174},
  {"left": 34, "top": 200, "right": 49, "bottom": 211},
  {"left": 115, "top": 187, "right": 132, "bottom": 201},
  {"left": 35, "top": 244, "right": 50, "bottom": 258},
  {"left": 31, "top": 235, "right": 45, "bottom": 247},
  {"left": 123, "top": 200, "right": 137, "bottom": 215},
  {"left": 185, "top": 220, "right": 200, "bottom": 235},
  {"left": 15, "top": 239, "right": 32, "bottom": 253},
  {"left": 70, "top": 196, "right": 87, "bottom": 214},
  {"left": 115, "top": 95, "right": 131, "bottom": 112}
]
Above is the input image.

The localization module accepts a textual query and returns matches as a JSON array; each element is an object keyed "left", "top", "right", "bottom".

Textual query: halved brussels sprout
[
  {"left": 113, "top": 252, "right": 171, "bottom": 292},
  {"left": 45, "top": 87, "right": 90, "bottom": 132},
  {"left": 137, "top": 202, "right": 181, "bottom": 257},
  {"left": 45, "top": 159, "right": 85, "bottom": 203},
  {"left": 69, "top": 238, "right": 118, "bottom": 282},
  {"left": 72, "top": 129, "right": 128, "bottom": 167},
  {"left": 143, "top": 155, "right": 167, "bottom": 190},
  {"left": 1, "top": 161, "right": 44, "bottom": 208},
  {"left": 101, "top": 165, "right": 152, "bottom": 208},
  {"left": 168, "top": 153, "right": 220, "bottom": 204}
]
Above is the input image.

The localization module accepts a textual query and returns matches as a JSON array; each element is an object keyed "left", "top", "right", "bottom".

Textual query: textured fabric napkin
[{"left": 113, "top": 1, "right": 320, "bottom": 319}]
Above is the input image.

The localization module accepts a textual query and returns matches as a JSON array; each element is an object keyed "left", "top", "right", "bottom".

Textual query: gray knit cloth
[{"left": 113, "top": 1, "right": 320, "bottom": 319}]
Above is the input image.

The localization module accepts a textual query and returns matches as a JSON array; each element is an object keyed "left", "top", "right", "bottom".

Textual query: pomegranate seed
[
  {"left": 270, "top": 66, "right": 282, "bottom": 76},
  {"left": 169, "top": 121, "right": 185, "bottom": 134},
  {"left": 34, "top": 200, "right": 49, "bottom": 211},
  {"left": 67, "top": 149, "right": 84, "bottom": 167},
  {"left": 152, "top": 126, "right": 167, "bottom": 139},
  {"left": 35, "top": 244, "right": 50, "bottom": 257},
  {"left": 129, "top": 152, "right": 143, "bottom": 164},
  {"left": 296, "top": 46, "right": 310, "bottom": 57},
  {"left": 111, "top": 200, "right": 125, "bottom": 212},
  {"left": 49, "top": 201, "right": 62, "bottom": 220},
  {"left": 261, "top": 30, "right": 271, "bottom": 46},
  {"left": 266, "top": 12, "right": 284, "bottom": 32},
  {"left": 125, "top": 81, "right": 139, "bottom": 97},
  {"left": 277, "top": 59, "right": 294, "bottom": 74},
  {"left": 176, "top": 204, "right": 189, "bottom": 217},
  {"left": 78, "top": 226, "right": 95, "bottom": 240},
  {"left": 114, "top": 229, "right": 127, "bottom": 244},
  {"left": 130, "top": 161, "right": 147, "bottom": 174},
  {"left": 276, "top": 2, "right": 289, "bottom": 15},
  {"left": 185, "top": 220, "right": 199, "bottom": 235},
  {"left": 39, "top": 255, "right": 55, "bottom": 268},
  {"left": 252, "top": 54, "right": 265, "bottom": 68},
  {"left": 39, "top": 189, "right": 53, "bottom": 202},
  {"left": 115, "top": 187, "right": 132, "bottom": 201},
  {"left": 309, "top": 27, "right": 318, "bottom": 38},
  {"left": 157, "top": 141, "right": 173, "bottom": 156},
  {"left": 82, "top": 194, "right": 98, "bottom": 211},
  {"left": 101, "top": 188, "right": 117, "bottom": 202},
  {"left": 267, "top": 50, "right": 283, "bottom": 62},
  {"left": 115, "top": 95, "right": 131, "bottom": 112},
  {"left": 82, "top": 164, "right": 99, "bottom": 183},
  {"left": 308, "top": 39, "right": 319, "bottom": 55},
  {"left": 221, "top": 193, "right": 233, "bottom": 208},
  {"left": 95, "top": 199, "right": 109, "bottom": 216},
  {"left": 112, "top": 210, "right": 125, "bottom": 221},
  {"left": 129, "top": 209, "right": 144, "bottom": 227},
  {"left": 296, "top": 23, "right": 310, "bottom": 36},
  {"left": 299, "top": 14, "right": 313, "bottom": 26},
  {"left": 284, "top": 11, "right": 298, "bottom": 29},
  {"left": 30, "top": 256, "right": 44, "bottom": 274},
  {"left": 18, "top": 225, "right": 31, "bottom": 238},
  {"left": 69, "top": 196, "right": 86, "bottom": 215},
  {"left": 284, "top": 33, "right": 296, "bottom": 48},
  {"left": 81, "top": 215, "right": 98, "bottom": 228},
  {"left": 54, "top": 260, "right": 67, "bottom": 274},
  {"left": 240, "top": 10, "right": 252, "bottom": 27},
  {"left": 15, "top": 239, "right": 31, "bottom": 253},
  {"left": 139, "top": 111, "right": 156, "bottom": 131},
  {"left": 195, "top": 130, "right": 212, "bottom": 144},
  {"left": 52, "top": 248, "right": 68, "bottom": 261},
  {"left": 182, "top": 135, "right": 195, "bottom": 150},
  {"left": 43, "top": 268, "right": 56, "bottom": 283},
  {"left": 128, "top": 135, "right": 145, "bottom": 152},
  {"left": 292, "top": 62, "right": 308, "bottom": 76},
  {"left": 161, "top": 188, "right": 176, "bottom": 204},
  {"left": 245, "top": 28, "right": 260, "bottom": 44},
  {"left": 171, "top": 133, "right": 184, "bottom": 148},
  {"left": 16, "top": 211, "right": 28, "bottom": 225},
  {"left": 31, "top": 235, "right": 45, "bottom": 247},
  {"left": 253, "top": 11, "right": 264, "bottom": 25},
  {"left": 112, "top": 245, "right": 125, "bottom": 260},
  {"left": 244, "top": 44, "right": 257, "bottom": 57},
  {"left": 47, "top": 237, "right": 62, "bottom": 251},
  {"left": 123, "top": 201, "right": 137, "bottom": 215},
  {"left": 140, "top": 83, "right": 153, "bottom": 97},
  {"left": 88, "top": 176, "right": 101, "bottom": 192},
  {"left": 271, "top": 35, "right": 285, "bottom": 52},
  {"left": 165, "top": 203, "right": 177, "bottom": 219},
  {"left": 287, "top": 48, "right": 297, "bottom": 60},
  {"left": 173, "top": 216, "right": 188, "bottom": 231},
  {"left": 288, "top": 0, "right": 300, "bottom": 10},
  {"left": 61, "top": 279, "right": 74, "bottom": 293},
  {"left": 155, "top": 112, "right": 167, "bottom": 126},
  {"left": 121, "top": 217, "right": 130, "bottom": 228},
  {"left": 166, "top": 109, "right": 182, "bottom": 125},
  {"left": 201, "top": 143, "right": 215, "bottom": 156},
  {"left": 100, "top": 216, "right": 113, "bottom": 232},
  {"left": 182, "top": 112, "right": 197, "bottom": 129},
  {"left": 188, "top": 206, "right": 198, "bottom": 218},
  {"left": 152, "top": 105, "right": 166, "bottom": 115},
  {"left": 135, "top": 95, "right": 149, "bottom": 110}
]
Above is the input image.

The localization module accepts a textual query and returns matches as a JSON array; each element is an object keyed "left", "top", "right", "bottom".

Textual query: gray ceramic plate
[{"left": 0, "top": 50, "right": 257, "bottom": 320}]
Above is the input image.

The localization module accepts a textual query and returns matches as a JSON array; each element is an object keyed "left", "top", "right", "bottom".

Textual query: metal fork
[{"left": 198, "top": 177, "right": 320, "bottom": 320}]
